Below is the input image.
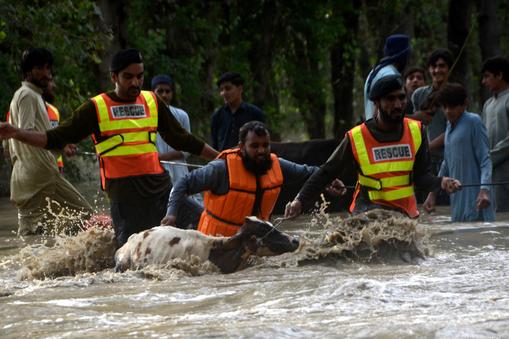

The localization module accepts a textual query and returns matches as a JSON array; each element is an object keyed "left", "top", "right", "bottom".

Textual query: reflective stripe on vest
[
  {"left": 350, "top": 120, "right": 422, "bottom": 176},
  {"left": 198, "top": 149, "right": 283, "bottom": 237},
  {"left": 90, "top": 91, "right": 163, "bottom": 188},
  {"left": 348, "top": 118, "right": 422, "bottom": 217}
]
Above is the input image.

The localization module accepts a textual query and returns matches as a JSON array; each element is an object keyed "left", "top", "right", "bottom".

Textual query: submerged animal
[{"left": 114, "top": 216, "right": 300, "bottom": 273}]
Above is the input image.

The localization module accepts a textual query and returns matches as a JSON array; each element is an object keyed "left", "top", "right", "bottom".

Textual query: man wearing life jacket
[
  {"left": 1, "top": 48, "right": 93, "bottom": 235},
  {"left": 0, "top": 48, "right": 218, "bottom": 246},
  {"left": 161, "top": 121, "right": 346, "bottom": 236},
  {"left": 285, "top": 74, "right": 461, "bottom": 219}
]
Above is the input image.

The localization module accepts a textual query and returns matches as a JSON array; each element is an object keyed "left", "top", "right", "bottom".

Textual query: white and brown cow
[{"left": 114, "top": 216, "right": 299, "bottom": 274}]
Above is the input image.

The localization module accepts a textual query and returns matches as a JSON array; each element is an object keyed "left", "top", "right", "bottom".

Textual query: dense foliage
[
  {"left": 0, "top": 1, "right": 111, "bottom": 121},
  {"left": 1, "top": 0, "right": 507, "bottom": 141}
]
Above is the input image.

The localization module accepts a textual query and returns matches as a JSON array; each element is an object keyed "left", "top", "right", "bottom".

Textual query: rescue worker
[
  {"left": 161, "top": 121, "right": 345, "bottom": 236},
  {"left": 0, "top": 48, "right": 218, "bottom": 245},
  {"left": 285, "top": 74, "right": 461, "bottom": 219}
]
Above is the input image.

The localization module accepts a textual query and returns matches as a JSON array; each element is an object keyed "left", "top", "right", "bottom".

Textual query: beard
[
  {"left": 242, "top": 151, "right": 273, "bottom": 176},
  {"left": 31, "top": 77, "right": 50, "bottom": 90},
  {"left": 379, "top": 107, "right": 404, "bottom": 124}
]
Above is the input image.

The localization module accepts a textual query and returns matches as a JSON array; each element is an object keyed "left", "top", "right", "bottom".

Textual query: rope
[
  {"left": 77, "top": 151, "right": 204, "bottom": 168},
  {"left": 460, "top": 181, "right": 509, "bottom": 187}
]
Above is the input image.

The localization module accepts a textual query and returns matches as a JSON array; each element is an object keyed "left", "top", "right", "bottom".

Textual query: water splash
[
  {"left": 263, "top": 207, "right": 429, "bottom": 269},
  {"left": 9, "top": 202, "right": 429, "bottom": 281},
  {"left": 16, "top": 226, "right": 116, "bottom": 280}
]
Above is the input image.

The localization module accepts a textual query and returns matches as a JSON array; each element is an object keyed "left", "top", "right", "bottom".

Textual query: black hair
[
  {"left": 217, "top": 72, "right": 244, "bottom": 88},
  {"left": 427, "top": 48, "right": 454, "bottom": 68},
  {"left": 482, "top": 56, "right": 509, "bottom": 82},
  {"left": 436, "top": 82, "right": 467, "bottom": 107},
  {"left": 21, "top": 48, "right": 53, "bottom": 79},
  {"left": 403, "top": 66, "right": 425, "bottom": 80},
  {"left": 239, "top": 121, "right": 269, "bottom": 144}
]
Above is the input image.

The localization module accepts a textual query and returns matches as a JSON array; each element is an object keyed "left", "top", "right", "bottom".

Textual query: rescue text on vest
[
  {"left": 372, "top": 144, "right": 411, "bottom": 162},
  {"left": 111, "top": 104, "right": 147, "bottom": 119}
]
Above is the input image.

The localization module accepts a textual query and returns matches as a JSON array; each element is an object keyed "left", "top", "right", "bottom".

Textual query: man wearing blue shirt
[{"left": 423, "top": 83, "right": 495, "bottom": 222}]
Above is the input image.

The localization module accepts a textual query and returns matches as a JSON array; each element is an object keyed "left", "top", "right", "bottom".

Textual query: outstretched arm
[
  {"left": 200, "top": 143, "right": 219, "bottom": 160},
  {"left": 285, "top": 136, "right": 353, "bottom": 218},
  {"left": 0, "top": 122, "right": 48, "bottom": 148},
  {"left": 162, "top": 159, "right": 227, "bottom": 225}
]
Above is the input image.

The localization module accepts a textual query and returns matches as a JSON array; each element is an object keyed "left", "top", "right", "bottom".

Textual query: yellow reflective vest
[
  {"left": 90, "top": 91, "right": 164, "bottom": 189},
  {"left": 348, "top": 118, "right": 422, "bottom": 218}
]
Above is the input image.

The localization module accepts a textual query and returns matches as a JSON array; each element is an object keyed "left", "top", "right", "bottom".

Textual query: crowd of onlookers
[{"left": 363, "top": 34, "right": 509, "bottom": 222}]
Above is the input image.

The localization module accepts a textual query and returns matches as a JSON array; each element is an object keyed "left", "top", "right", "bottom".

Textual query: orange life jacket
[
  {"left": 198, "top": 148, "right": 283, "bottom": 236},
  {"left": 90, "top": 91, "right": 164, "bottom": 189},
  {"left": 45, "top": 102, "right": 63, "bottom": 168},
  {"left": 348, "top": 118, "right": 422, "bottom": 218}
]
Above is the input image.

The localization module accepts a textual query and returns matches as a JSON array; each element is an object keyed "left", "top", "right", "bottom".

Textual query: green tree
[{"left": 0, "top": 1, "right": 111, "bottom": 120}]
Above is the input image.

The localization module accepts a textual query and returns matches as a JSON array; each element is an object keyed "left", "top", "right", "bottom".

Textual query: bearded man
[
  {"left": 162, "top": 121, "right": 345, "bottom": 236},
  {"left": 285, "top": 74, "right": 461, "bottom": 219}
]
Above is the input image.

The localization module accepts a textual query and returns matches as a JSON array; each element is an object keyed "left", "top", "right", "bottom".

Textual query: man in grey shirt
[{"left": 481, "top": 56, "right": 509, "bottom": 211}]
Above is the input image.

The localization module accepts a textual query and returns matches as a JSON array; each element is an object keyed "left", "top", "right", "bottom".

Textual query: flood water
[{"left": 1, "top": 194, "right": 508, "bottom": 338}]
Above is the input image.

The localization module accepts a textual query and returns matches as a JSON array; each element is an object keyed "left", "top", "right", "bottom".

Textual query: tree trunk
[
  {"left": 291, "top": 33, "right": 326, "bottom": 139},
  {"left": 447, "top": 0, "right": 472, "bottom": 85},
  {"left": 96, "top": 0, "right": 128, "bottom": 90},
  {"left": 331, "top": 3, "right": 360, "bottom": 138},
  {"left": 247, "top": 0, "right": 281, "bottom": 140},
  {"left": 475, "top": 0, "right": 502, "bottom": 103}
]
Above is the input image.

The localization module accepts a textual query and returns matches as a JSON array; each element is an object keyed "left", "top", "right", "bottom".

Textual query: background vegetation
[{"left": 1, "top": 0, "right": 507, "bottom": 143}]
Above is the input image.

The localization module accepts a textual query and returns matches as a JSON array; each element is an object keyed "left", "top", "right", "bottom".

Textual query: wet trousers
[{"left": 15, "top": 176, "right": 93, "bottom": 235}]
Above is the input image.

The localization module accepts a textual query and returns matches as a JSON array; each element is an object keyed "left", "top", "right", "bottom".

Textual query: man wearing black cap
[
  {"left": 0, "top": 48, "right": 218, "bottom": 246},
  {"left": 285, "top": 74, "right": 461, "bottom": 219},
  {"left": 364, "top": 34, "right": 411, "bottom": 121}
]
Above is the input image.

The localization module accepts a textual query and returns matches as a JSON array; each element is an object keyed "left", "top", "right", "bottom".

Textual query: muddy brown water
[{"left": 1, "top": 196, "right": 508, "bottom": 338}]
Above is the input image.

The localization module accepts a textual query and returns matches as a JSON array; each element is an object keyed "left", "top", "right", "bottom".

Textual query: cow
[{"left": 114, "top": 216, "right": 300, "bottom": 274}]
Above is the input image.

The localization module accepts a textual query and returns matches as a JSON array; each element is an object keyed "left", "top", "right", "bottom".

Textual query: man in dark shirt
[
  {"left": 0, "top": 48, "right": 218, "bottom": 246},
  {"left": 285, "top": 75, "right": 461, "bottom": 219},
  {"left": 211, "top": 72, "right": 265, "bottom": 151}
]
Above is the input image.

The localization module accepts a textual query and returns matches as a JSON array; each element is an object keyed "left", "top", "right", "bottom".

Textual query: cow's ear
[{"left": 246, "top": 235, "right": 258, "bottom": 253}]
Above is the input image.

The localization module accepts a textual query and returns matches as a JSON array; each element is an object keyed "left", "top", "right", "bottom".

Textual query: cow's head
[
  {"left": 237, "top": 216, "right": 299, "bottom": 256},
  {"left": 209, "top": 216, "right": 299, "bottom": 273}
]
